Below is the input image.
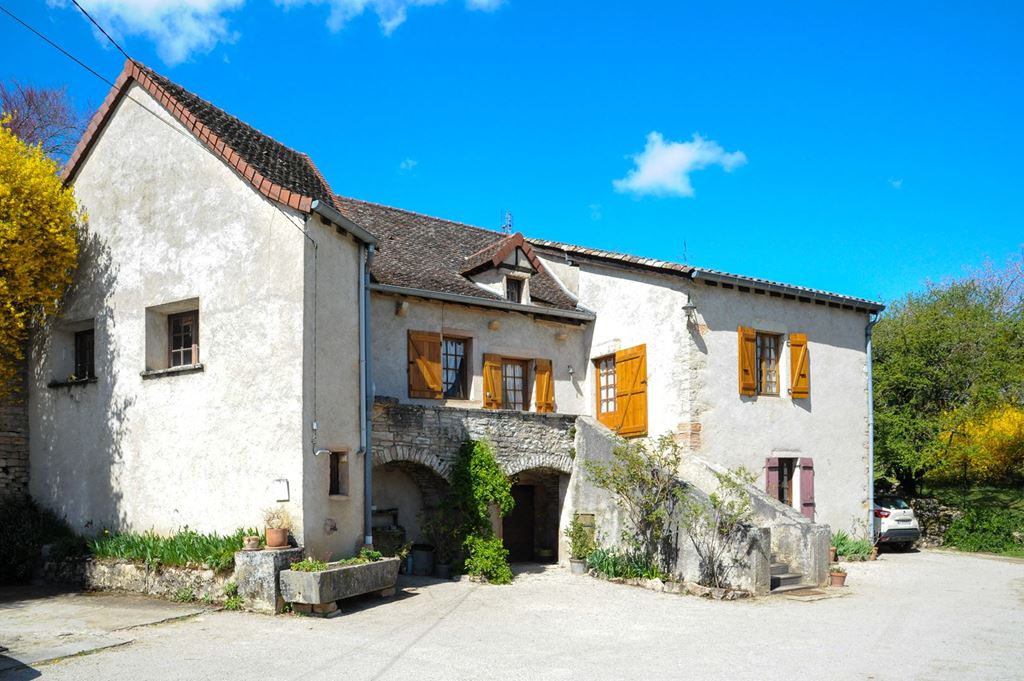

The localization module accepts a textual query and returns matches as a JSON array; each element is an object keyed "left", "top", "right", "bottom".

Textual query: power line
[
  {"left": 70, "top": 0, "right": 131, "bottom": 62},
  {"left": 0, "top": 4, "right": 113, "bottom": 87}
]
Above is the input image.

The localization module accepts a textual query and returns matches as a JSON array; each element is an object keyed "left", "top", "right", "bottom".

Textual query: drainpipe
[
  {"left": 866, "top": 312, "right": 879, "bottom": 541},
  {"left": 361, "top": 244, "right": 376, "bottom": 547}
]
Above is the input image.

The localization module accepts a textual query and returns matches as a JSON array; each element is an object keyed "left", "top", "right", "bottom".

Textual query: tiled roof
[
  {"left": 334, "top": 198, "right": 580, "bottom": 312},
  {"left": 64, "top": 60, "right": 335, "bottom": 212}
]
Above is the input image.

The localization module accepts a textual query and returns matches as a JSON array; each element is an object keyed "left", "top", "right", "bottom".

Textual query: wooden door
[
  {"left": 614, "top": 344, "right": 648, "bottom": 437},
  {"left": 502, "top": 485, "right": 535, "bottom": 562}
]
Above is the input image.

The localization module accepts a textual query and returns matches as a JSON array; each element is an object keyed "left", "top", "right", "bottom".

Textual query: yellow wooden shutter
[
  {"left": 738, "top": 326, "right": 756, "bottom": 396},
  {"left": 535, "top": 358, "right": 554, "bottom": 413},
  {"left": 407, "top": 331, "right": 442, "bottom": 399},
  {"left": 482, "top": 353, "right": 503, "bottom": 409},
  {"left": 614, "top": 344, "right": 647, "bottom": 438},
  {"left": 789, "top": 333, "right": 810, "bottom": 399}
]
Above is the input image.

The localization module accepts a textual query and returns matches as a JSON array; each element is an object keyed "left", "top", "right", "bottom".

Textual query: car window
[{"left": 878, "top": 497, "right": 910, "bottom": 509}]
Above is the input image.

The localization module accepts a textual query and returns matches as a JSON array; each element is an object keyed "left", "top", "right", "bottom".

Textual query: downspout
[
  {"left": 361, "top": 244, "right": 376, "bottom": 547},
  {"left": 866, "top": 312, "right": 880, "bottom": 541}
]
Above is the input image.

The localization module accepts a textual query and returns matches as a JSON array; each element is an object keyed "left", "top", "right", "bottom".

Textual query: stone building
[{"left": 25, "top": 59, "right": 883, "bottom": 590}]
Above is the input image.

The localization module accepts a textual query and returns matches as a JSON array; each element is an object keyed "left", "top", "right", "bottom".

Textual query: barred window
[{"left": 756, "top": 332, "right": 780, "bottom": 396}]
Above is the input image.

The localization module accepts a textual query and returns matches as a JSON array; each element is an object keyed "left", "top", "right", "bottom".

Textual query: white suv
[{"left": 873, "top": 496, "right": 921, "bottom": 551}]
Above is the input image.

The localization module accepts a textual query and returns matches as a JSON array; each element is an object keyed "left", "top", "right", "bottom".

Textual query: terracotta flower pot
[
  {"left": 243, "top": 535, "right": 261, "bottom": 551},
  {"left": 869, "top": 547, "right": 879, "bottom": 561},
  {"left": 265, "top": 527, "right": 289, "bottom": 549},
  {"left": 829, "top": 572, "right": 847, "bottom": 587},
  {"left": 829, "top": 546, "right": 837, "bottom": 562}
]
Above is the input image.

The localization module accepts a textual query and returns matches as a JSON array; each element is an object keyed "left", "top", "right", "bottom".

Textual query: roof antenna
[
  {"left": 683, "top": 240, "right": 689, "bottom": 265},
  {"left": 501, "top": 211, "right": 513, "bottom": 236}
]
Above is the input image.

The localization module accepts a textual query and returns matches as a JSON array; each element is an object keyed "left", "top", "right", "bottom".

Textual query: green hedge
[{"left": 943, "top": 509, "right": 1024, "bottom": 555}]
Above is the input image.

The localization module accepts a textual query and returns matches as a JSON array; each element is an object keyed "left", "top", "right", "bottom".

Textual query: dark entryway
[{"left": 501, "top": 468, "right": 563, "bottom": 563}]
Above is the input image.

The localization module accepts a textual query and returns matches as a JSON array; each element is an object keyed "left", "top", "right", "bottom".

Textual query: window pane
[{"left": 442, "top": 339, "right": 466, "bottom": 398}]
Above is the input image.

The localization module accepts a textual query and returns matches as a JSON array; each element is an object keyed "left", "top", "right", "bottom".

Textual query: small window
[
  {"left": 776, "top": 458, "right": 796, "bottom": 506},
  {"left": 74, "top": 329, "right": 95, "bottom": 379},
  {"left": 168, "top": 311, "right": 199, "bottom": 367},
  {"left": 442, "top": 337, "right": 468, "bottom": 399},
  {"left": 755, "top": 332, "right": 780, "bottom": 396},
  {"left": 505, "top": 277, "right": 523, "bottom": 303},
  {"left": 329, "top": 451, "right": 349, "bottom": 497},
  {"left": 501, "top": 359, "right": 529, "bottom": 411},
  {"left": 596, "top": 356, "right": 616, "bottom": 414}
]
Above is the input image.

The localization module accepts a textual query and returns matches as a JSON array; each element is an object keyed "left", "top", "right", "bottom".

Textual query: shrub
[
  {"left": 173, "top": 587, "right": 195, "bottom": 603},
  {"left": 586, "top": 547, "right": 661, "bottom": 580},
  {"left": 564, "top": 515, "right": 596, "bottom": 560},
  {"left": 0, "top": 496, "right": 80, "bottom": 584},
  {"left": 89, "top": 527, "right": 260, "bottom": 572},
  {"left": 223, "top": 595, "right": 243, "bottom": 611},
  {"left": 832, "top": 531, "right": 873, "bottom": 560},
  {"left": 944, "top": 508, "right": 1024, "bottom": 554},
  {"left": 463, "top": 535, "right": 513, "bottom": 584},
  {"left": 678, "top": 467, "right": 756, "bottom": 588}
]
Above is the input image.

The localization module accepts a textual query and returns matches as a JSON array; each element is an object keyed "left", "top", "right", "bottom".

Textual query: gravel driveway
[{"left": 3, "top": 549, "right": 1022, "bottom": 681}]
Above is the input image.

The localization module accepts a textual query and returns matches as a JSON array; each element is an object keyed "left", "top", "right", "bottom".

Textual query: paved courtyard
[{"left": 2, "top": 550, "right": 1022, "bottom": 681}]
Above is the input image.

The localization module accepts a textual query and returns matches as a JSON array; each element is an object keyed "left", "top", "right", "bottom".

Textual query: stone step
[
  {"left": 770, "top": 573, "right": 804, "bottom": 589},
  {"left": 769, "top": 583, "right": 815, "bottom": 595},
  {"left": 770, "top": 562, "right": 790, "bottom": 576}
]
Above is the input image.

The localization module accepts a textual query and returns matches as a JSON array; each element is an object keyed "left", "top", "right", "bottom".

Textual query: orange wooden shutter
[
  {"left": 407, "top": 331, "right": 442, "bottom": 399},
  {"left": 737, "top": 326, "right": 756, "bottom": 396},
  {"left": 482, "top": 353, "right": 503, "bottom": 409},
  {"left": 535, "top": 358, "right": 555, "bottom": 413},
  {"left": 789, "top": 333, "right": 810, "bottom": 399},
  {"left": 614, "top": 344, "right": 647, "bottom": 438}
]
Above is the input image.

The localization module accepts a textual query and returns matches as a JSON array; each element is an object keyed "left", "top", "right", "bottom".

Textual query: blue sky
[{"left": 4, "top": 1, "right": 1024, "bottom": 304}]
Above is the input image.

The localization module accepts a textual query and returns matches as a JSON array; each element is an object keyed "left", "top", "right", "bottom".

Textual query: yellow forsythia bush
[
  {"left": 942, "top": 406, "right": 1024, "bottom": 481},
  {"left": 0, "top": 115, "right": 80, "bottom": 399}
]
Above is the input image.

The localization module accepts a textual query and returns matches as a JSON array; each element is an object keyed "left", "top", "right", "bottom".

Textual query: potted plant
[
  {"left": 421, "top": 508, "right": 460, "bottom": 579},
  {"left": 829, "top": 564, "right": 847, "bottom": 587},
  {"left": 242, "top": 534, "right": 261, "bottom": 551},
  {"left": 564, "top": 514, "right": 595, "bottom": 576},
  {"left": 263, "top": 506, "right": 292, "bottom": 549}
]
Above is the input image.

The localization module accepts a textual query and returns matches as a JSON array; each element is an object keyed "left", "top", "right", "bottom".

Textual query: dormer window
[{"left": 505, "top": 277, "right": 524, "bottom": 303}]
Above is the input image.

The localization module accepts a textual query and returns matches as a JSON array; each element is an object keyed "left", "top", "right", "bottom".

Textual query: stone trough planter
[{"left": 280, "top": 557, "right": 400, "bottom": 614}]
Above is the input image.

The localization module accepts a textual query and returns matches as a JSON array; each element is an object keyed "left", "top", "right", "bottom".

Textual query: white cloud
[
  {"left": 276, "top": 0, "right": 501, "bottom": 35},
  {"left": 889, "top": 178, "right": 903, "bottom": 189},
  {"left": 51, "top": 0, "right": 244, "bottom": 66},
  {"left": 399, "top": 158, "right": 418, "bottom": 171},
  {"left": 55, "top": 0, "right": 506, "bottom": 65},
  {"left": 613, "top": 132, "right": 747, "bottom": 198}
]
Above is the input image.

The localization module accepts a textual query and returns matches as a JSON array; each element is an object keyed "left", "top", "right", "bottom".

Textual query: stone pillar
[{"left": 234, "top": 547, "right": 303, "bottom": 614}]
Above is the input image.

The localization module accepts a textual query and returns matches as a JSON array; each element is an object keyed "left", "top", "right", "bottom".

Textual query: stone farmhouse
[{"left": 21, "top": 60, "right": 883, "bottom": 592}]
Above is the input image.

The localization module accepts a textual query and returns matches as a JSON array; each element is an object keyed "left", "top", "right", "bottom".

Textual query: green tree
[{"left": 873, "top": 266, "right": 1024, "bottom": 493}]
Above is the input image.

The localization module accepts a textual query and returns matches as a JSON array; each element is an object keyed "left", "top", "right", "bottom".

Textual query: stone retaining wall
[
  {"left": 909, "top": 498, "right": 962, "bottom": 547},
  {"left": 372, "top": 398, "right": 576, "bottom": 479},
  {"left": 0, "top": 363, "right": 29, "bottom": 499}
]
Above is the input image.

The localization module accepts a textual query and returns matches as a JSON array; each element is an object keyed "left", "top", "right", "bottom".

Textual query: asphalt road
[{"left": 3, "top": 549, "right": 1022, "bottom": 681}]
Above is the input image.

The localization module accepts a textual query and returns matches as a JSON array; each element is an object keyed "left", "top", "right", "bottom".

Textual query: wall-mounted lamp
[
  {"left": 567, "top": 364, "right": 575, "bottom": 378},
  {"left": 314, "top": 449, "right": 331, "bottom": 457},
  {"left": 395, "top": 300, "right": 409, "bottom": 317},
  {"left": 682, "top": 294, "right": 698, "bottom": 324}
]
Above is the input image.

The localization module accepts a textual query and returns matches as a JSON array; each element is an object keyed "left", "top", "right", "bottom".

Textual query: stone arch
[
  {"left": 502, "top": 453, "right": 573, "bottom": 478},
  {"left": 372, "top": 444, "right": 453, "bottom": 482}
]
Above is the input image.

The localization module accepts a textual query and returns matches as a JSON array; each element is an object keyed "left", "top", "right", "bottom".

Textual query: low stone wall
[
  {"left": 372, "top": 398, "right": 576, "bottom": 479},
  {"left": 909, "top": 498, "right": 962, "bottom": 547},
  {"left": 42, "top": 548, "right": 303, "bottom": 614}
]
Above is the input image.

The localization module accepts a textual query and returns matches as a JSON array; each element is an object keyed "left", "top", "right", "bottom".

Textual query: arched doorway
[
  {"left": 502, "top": 467, "right": 566, "bottom": 563},
  {"left": 372, "top": 460, "right": 450, "bottom": 554}
]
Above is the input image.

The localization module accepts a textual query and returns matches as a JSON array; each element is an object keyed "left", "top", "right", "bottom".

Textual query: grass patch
[
  {"left": 89, "top": 527, "right": 260, "bottom": 572},
  {"left": 587, "top": 548, "right": 663, "bottom": 580},
  {"left": 921, "top": 481, "right": 1024, "bottom": 513}
]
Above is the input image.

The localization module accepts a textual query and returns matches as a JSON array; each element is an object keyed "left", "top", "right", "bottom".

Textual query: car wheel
[{"left": 895, "top": 542, "right": 910, "bottom": 552}]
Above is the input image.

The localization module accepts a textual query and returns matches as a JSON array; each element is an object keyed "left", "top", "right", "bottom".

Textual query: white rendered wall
[{"left": 28, "top": 84, "right": 309, "bottom": 540}]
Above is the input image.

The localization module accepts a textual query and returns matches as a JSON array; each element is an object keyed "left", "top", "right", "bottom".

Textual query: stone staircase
[{"left": 770, "top": 555, "right": 808, "bottom": 594}]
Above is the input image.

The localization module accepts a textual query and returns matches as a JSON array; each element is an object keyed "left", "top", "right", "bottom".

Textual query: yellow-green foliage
[
  {"left": 941, "top": 406, "right": 1024, "bottom": 482},
  {"left": 0, "top": 115, "right": 79, "bottom": 397}
]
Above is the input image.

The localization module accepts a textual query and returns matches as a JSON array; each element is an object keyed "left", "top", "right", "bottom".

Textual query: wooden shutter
[
  {"left": 765, "top": 457, "right": 780, "bottom": 500},
  {"left": 799, "top": 457, "right": 815, "bottom": 520},
  {"left": 789, "top": 333, "right": 810, "bottom": 399},
  {"left": 738, "top": 326, "right": 756, "bottom": 396},
  {"left": 614, "top": 344, "right": 647, "bottom": 438},
  {"left": 534, "top": 358, "right": 555, "bottom": 413},
  {"left": 482, "top": 353, "right": 503, "bottom": 409},
  {"left": 407, "top": 331, "right": 442, "bottom": 399}
]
